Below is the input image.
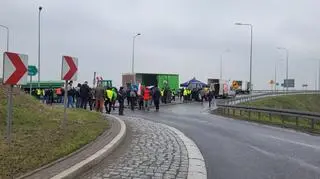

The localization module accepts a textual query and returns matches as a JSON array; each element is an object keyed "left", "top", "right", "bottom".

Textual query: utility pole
[
  {"left": 318, "top": 60, "right": 320, "bottom": 91},
  {"left": 37, "top": 6, "right": 43, "bottom": 88},
  {"left": 277, "top": 47, "right": 289, "bottom": 92},
  {"left": 235, "top": 22, "right": 253, "bottom": 93},
  {"left": 132, "top": 33, "right": 141, "bottom": 84},
  {"left": 274, "top": 62, "right": 277, "bottom": 91}
]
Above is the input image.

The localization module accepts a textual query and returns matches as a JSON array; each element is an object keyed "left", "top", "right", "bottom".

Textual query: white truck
[
  {"left": 207, "top": 79, "right": 232, "bottom": 98},
  {"left": 232, "top": 80, "right": 250, "bottom": 94}
]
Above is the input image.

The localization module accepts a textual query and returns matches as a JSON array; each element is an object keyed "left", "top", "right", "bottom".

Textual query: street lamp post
[
  {"left": 220, "top": 49, "right": 230, "bottom": 80},
  {"left": 0, "top": 25, "right": 9, "bottom": 78},
  {"left": 274, "top": 59, "right": 284, "bottom": 92},
  {"left": 318, "top": 60, "right": 320, "bottom": 91},
  {"left": 235, "top": 22, "right": 253, "bottom": 93},
  {"left": 132, "top": 33, "right": 141, "bottom": 84},
  {"left": 274, "top": 62, "right": 277, "bottom": 92},
  {"left": 0, "top": 25, "right": 9, "bottom": 51},
  {"left": 38, "top": 6, "right": 43, "bottom": 88},
  {"left": 277, "top": 47, "right": 289, "bottom": 91}
]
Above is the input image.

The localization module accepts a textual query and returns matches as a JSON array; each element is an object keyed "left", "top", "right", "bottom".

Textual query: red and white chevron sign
[
  {"left": 2, "top": 52, "right": 28, "bottom": 85},
  {"left": 61, "top": 56, "right": 78, "bottom": 81}
]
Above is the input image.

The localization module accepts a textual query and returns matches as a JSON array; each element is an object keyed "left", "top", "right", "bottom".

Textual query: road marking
[
  {"left": 248, "top": 144, "right": 320, "bottom": 174},
  {"left": 260, "top": 134, "right": 320, "bottom": 151}
]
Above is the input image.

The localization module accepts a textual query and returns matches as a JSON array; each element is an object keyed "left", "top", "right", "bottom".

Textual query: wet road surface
[{"left": 128, "top": 103, "right": 320, "bottom": 179}]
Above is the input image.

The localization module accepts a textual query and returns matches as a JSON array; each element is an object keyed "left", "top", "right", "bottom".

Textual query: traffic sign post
[
  {"left": 28, "top": 65, "right": 38, "bottom": 95},
  {"left": 2, "top": 52, "right": 28, "bottom": 144},
  {"left": 30, "top": 76, "right": 32, "bottom": 95},
  {"left": 284, "top": 79, "right": 295, "bottom": 88},
  {"left": 61, "top": 56, "right": 78, "bottom": 127}
]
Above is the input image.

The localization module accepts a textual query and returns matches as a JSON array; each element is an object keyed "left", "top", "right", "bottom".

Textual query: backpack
[{"left": 130, "top": 91, "right": 136, "bottom": 98}]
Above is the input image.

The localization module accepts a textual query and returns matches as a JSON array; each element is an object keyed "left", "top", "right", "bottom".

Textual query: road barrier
[
  {"left": 215, "top": 91, "right": 320, "bottom": 132},
  {"left": 252, "top": 90, "right": 320, "bottom": 93},
  {"left": 216, "top": 104, "right": 320, "bottom": 131},
  {"left": 223, "top": 91, "right": 320, "bottom": 105}
]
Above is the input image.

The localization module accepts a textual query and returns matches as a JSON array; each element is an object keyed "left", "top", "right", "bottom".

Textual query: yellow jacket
[
  {"left": 106, "top": 89, "right": 113, "bottom": 100},
  {"left": 183, "top": 90, "right": 188, "bottom": 96},
  {"left": 36, "top": 89, "right": 41, "bottom": 95}
]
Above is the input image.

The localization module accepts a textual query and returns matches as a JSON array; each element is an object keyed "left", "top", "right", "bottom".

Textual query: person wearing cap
[{"left": 80, "top": 81, "right": 90, "bottom": 109}]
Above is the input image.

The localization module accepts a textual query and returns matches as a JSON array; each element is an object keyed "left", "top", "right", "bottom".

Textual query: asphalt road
[{"left": 128, "top": 102, "right": 320, "bottom": 179}]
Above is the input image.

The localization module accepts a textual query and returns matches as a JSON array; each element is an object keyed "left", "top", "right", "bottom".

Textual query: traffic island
[
  {"left": 19, "top": 115, "right": 126, "bottom": 179},
  {"left": 0, "top": 86, "right": 111, "bottom": 178}
]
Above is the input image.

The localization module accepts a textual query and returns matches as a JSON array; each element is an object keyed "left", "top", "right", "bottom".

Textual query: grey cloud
[{"left": 1, "top": 0, "right": 319, "bottom": 89}]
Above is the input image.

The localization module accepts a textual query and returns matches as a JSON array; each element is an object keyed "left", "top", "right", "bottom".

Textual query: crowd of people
[
  {"left": 124, "top": 85, "right": 162, "bottom": 112},
  {"left": 180, "top": 87, "right": 216, "bottom": 107},
  {"left": 34, "top": 81, "right": 169, "bottom": 115},
  {"left": 27, "top": 82, "right": 216, "bottom": 116}
]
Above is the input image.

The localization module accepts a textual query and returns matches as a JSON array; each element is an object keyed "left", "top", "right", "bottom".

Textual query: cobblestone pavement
[{"left": 80, "top": 117, "right": 189, "bottom": 179}]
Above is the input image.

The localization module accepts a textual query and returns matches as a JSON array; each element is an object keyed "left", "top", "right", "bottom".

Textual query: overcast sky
[{"left": 1, "top": 0, "right": 320, "bottom": 89}]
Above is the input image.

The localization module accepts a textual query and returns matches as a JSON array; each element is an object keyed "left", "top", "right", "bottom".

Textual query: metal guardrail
[
  {"left": 215, "top": 91, "right": 320, "bottom": 131},
  {"left": 252, "top": 90, "right": 320, "bottom": 93},
  {"left": 223, "top": 91, "right": 320, "bottom": 105},
  {"left": 216, "top": 104, "right": 320, "bottom": 130}
]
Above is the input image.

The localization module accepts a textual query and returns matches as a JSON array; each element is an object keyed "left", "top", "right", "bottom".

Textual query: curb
[
  {"left": 50, "top": 115, "right": 126, "bottom": 179},
  {"left": 161, "top": 124, "right": 207, "bottom": 179}
]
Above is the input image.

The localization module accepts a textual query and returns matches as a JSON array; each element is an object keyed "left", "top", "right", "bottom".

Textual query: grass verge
[
  {"left": 0, "top": 86, "right": 108, "bottom": 178},
  {"left": 242, "top": 94, "right": 320, "bottom": 112}
]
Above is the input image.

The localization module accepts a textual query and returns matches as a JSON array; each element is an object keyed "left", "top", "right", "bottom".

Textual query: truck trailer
[
  {"left": 231, "top": 80, "right": 250, "bottom": 94},
  {"left": 122, "top": 73, "right": 179, "bottom": 90},
  {"left": 207, "top": 78, "right": 230, "bottom": 98}
]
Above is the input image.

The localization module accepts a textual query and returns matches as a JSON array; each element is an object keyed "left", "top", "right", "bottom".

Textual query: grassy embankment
[
  {"left": 0, "top": 85, "right": 108, "bottom": 178},
  {"left": 218, "top": 94, "right": 320, "bottom": 133}
]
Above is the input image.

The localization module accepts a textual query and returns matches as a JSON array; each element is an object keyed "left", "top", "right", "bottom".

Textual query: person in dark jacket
[
  {"left": 118, "top": 87, "right": 126, "bottom": 115},
  {"left": 208, "top": 90, "right": 214, "bottom": 108},
  {"left": 80, "top": 81, "right": 90, "bottom": 109},
  {"left": 75, "top": 83, "right": 82, "bottom": 108},
  {"left": 130, "top": 89, "right": 137, "bottom": 111},
  {"left": 163, "top": 89, "right": 168, "bottom": 104},
  {"left": 153, "top": 85, "right": 161, "bottom": 112},
  {"left": 88, "top": 88, "right": 94, "bottom": 111},
  {"left": 126, "top": 88, "right": 131, "bottom": 106},
  {"left": 67, "top": 81, "right": 74, "bottom": 108}
]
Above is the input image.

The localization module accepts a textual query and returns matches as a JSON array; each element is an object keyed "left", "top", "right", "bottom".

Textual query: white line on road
[
  {"left": 248, "top": 144, "right": 320, "bottom": 174},
  {"left": 260, "top": 134, "right": 320, "bottom": 151}
]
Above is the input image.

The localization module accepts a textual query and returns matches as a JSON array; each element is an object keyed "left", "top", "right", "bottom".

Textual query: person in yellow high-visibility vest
[
  {"left": 160, "top": 89, "right": 164, "bottom": 103},
  {"left": 187, "top": 89, "right": 192, "bottom": 101},
  {"left": 36, "top": 89, "right": 41, "bottom": 95},
  {"left": 105, "top": 87, "right": 113, "bottom": 114},
  {"left": 36, "top": 89, "right": 41, "bottom": 100},
  {"left": 183, "top": 88, "right": 188, "bottom": 102}
]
